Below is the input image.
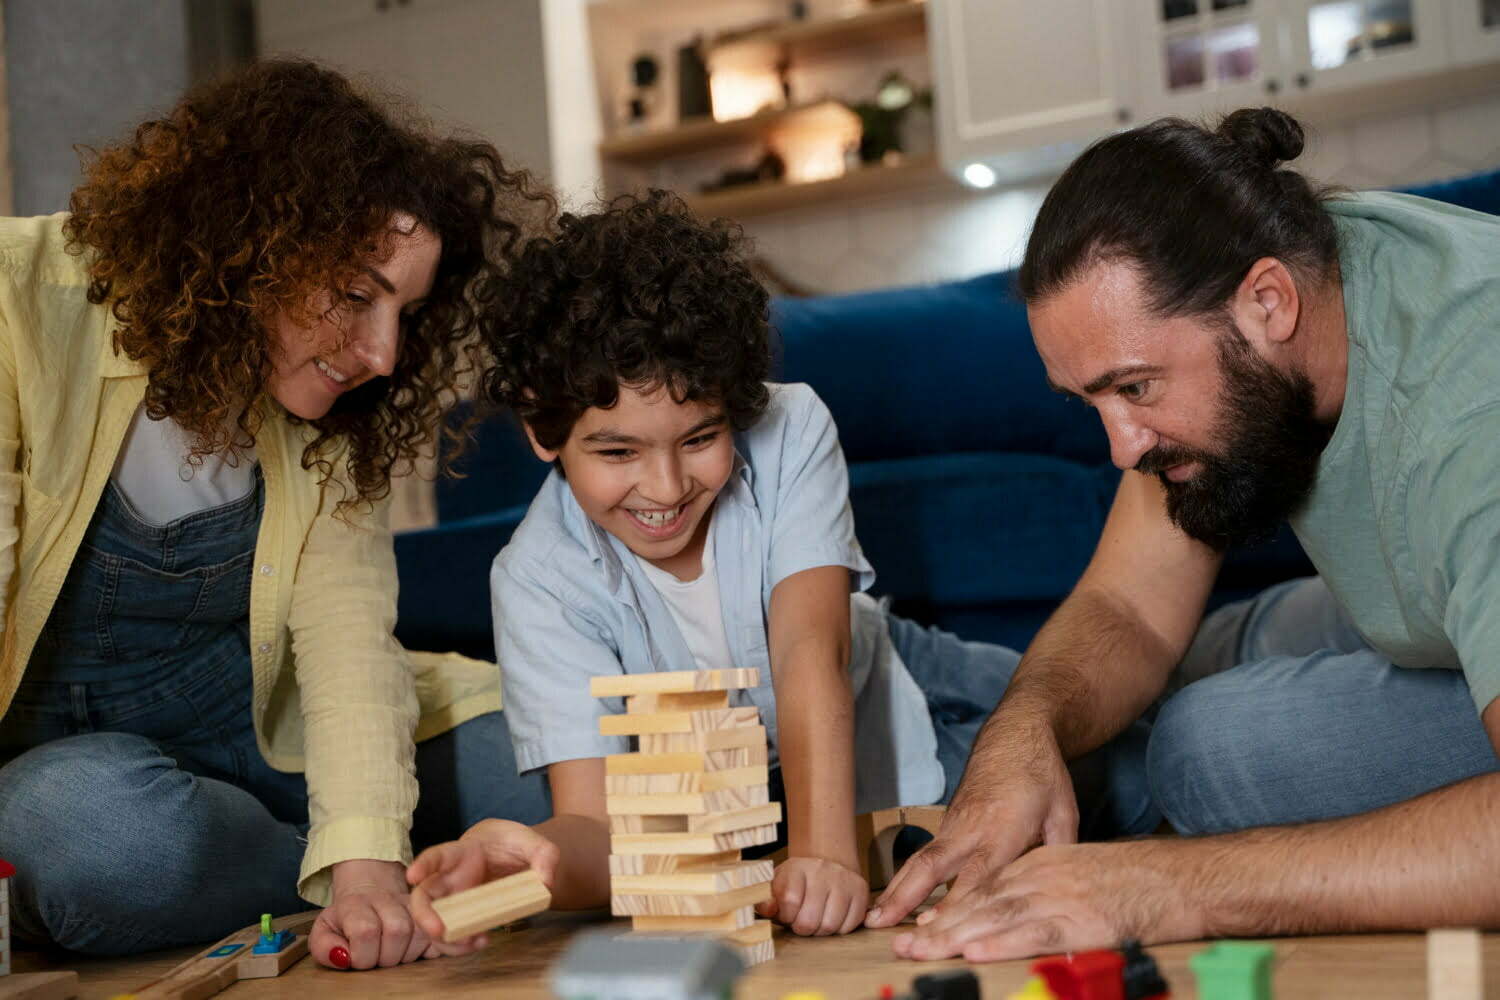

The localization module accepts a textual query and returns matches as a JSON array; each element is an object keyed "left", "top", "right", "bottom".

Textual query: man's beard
[{"left": 1134, "top": 324, "right": 1334, "bottom": 551}]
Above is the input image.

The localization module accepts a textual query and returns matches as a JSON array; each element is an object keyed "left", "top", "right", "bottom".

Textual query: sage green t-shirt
[{"left": 1289, "top": 191, "right": 1500, "bottom": 713}]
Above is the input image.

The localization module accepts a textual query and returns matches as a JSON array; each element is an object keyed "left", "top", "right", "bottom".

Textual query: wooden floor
[{"left": 11, "top": 914, "right": 1495, "bottom": 999}]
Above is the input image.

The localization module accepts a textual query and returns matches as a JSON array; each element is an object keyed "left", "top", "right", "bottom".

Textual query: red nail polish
[{"left": 329, "top": 945, "right": 351, "bottom": 969}]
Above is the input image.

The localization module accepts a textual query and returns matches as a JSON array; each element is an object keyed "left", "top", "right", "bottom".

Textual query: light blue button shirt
[{"left": 492, "top": 382, "right": 944, "bottom": 813}]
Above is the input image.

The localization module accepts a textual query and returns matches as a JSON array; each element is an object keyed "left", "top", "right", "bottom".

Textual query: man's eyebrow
[
  {"left": 363, "top": 266, "right": 396, "bottom": 294},
  {"left": 1080, "top": 365, "right": 1164, "bottom": 395}
]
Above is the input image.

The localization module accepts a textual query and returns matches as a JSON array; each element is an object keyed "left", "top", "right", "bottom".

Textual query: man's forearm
[
  {"left": 999, "top": 587, "right": 1178, "bottom": 759},
  {"left": 1177, "top": 771, "right": 1500, "bottom": 936}
]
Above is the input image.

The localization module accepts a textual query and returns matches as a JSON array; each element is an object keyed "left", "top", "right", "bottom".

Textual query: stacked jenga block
[{"left": 592, "top": 668, "right": 779, "bottom": 967}]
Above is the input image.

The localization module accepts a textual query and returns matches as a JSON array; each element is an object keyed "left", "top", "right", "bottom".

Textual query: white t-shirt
[
  {"left": 633, "top": 513, "right": 735, "bottom": 673},
  {"left": 110, "top": 404, "right": 259, "bottom": 525}
]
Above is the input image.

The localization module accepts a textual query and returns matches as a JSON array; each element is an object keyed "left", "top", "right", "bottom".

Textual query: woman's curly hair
[
  {"left": 63, "top": 59, "right": 552, "bottom": 512},
  {"left": 479, "top": 190, "right": 771, "bottom": 450}
]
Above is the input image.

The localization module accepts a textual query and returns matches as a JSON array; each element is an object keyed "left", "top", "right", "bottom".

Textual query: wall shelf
[
  {"left": 708, "top": 1, "right": 926, "bottom": 62},
  {"left": 598, "top": 99, "right": 856, "bottom": 164},
  {"left": 684, "top": 153, "right": 944, "bottom": 219}
]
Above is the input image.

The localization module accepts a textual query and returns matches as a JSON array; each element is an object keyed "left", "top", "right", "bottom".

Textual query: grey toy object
[{"left": 550, "top": 930, "right": 746, "bottom": 1000}]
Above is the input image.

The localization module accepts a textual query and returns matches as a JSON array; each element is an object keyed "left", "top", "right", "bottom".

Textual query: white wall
[{"left": 739, "top": 86, "right": 1500, "bottom": 295}]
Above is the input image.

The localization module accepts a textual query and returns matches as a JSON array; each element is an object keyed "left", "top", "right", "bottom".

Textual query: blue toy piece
[{"left": 253, "top": 914, "right": 297, "bottom": 956}]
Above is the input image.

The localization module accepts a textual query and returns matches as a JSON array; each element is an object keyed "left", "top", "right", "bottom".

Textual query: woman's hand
[{"left": 311, "top": 858, "right": 441, "bottom": 969}]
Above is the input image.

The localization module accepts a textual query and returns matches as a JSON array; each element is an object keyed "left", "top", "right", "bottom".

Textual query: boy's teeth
[
  {"left": 314, "top": 358, "right": 350, "bottom": 383},
  {"left": 632, "top": 507, "right": 680, "bottom": 527}
]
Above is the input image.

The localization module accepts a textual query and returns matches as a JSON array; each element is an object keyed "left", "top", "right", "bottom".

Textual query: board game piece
[
  {"left": 1189, "top": 941, "right": 1274, "bottom": 1000},
  {"left": 549, "top": 928, "right": 745, "bottom": 999},
  {"left": 1032, "top": 949, "right": 1126, "bottom": 1000},
  {"left": 430, "top": 868, "right": 552, "bottom": 943},
  {"left": 1006, "top": 978, "right": 1059, "bottom": 1000},
  {"left": 1118, "top": 939, "right": 1170, "bottom": 1000},
  {"left": 0, "top": 971, "right": 79, "bottom": 1000},
  {"left": 1427, "top": 928, "right": 1482, "bottom": 1000},
  {"left": 126, "top": 910, "right": 316, "bottom": 999},
  {"left": 912, "top": 969, "right": 982, "bottom": 1000}
]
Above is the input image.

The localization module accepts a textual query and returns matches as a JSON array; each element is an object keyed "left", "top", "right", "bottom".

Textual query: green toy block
[{"left": 1189, "top": 940, "right": 1275, "bottom": 1000}]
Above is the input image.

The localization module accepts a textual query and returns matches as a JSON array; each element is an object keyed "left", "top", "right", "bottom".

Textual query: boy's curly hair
[
  {"left": 63, "top": 59, "right": 552, "bottom": 512},
  {"left": 479, "top": 190, "right": 771, "bottom": 449}
]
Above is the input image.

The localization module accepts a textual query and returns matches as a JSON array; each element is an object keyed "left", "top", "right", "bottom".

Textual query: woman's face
[{"left": 265, "top": 212, "right": 441, "bottom": 420}]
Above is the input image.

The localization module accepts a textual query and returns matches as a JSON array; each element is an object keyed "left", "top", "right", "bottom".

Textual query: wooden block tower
[{"left": 591, "top": 668, "right": 779, "bottom": 967}]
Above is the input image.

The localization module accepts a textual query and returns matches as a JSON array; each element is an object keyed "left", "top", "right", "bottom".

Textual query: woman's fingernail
[{"left": 329, "top": 946, "right": 351, "bottom": 970}]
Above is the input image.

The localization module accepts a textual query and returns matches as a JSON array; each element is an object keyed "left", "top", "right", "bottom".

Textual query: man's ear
[
  {"left": 1232, "top": 257, "right": 1301, "bottom": 349},
  {"left": 521, "top": 421, "right": 560, "bottom": 464}
]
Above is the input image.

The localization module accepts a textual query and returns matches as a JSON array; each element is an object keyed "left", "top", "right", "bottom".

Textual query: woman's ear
[{"left": 521, "top": 421, "right": 559, "bottom": 464}]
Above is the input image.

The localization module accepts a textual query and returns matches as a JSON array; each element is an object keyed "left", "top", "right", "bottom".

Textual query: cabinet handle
[
  {"left": 1116, "top": 107, "right": 1131, "bottom": 124},
  {"left": 1265, "top": 78, "right": 1280, "bottom": 94},
  {"left": 1295, "top": 72, "right": 1311, "bottom": 88}
]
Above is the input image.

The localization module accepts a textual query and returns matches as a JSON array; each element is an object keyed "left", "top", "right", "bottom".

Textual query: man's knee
[{"left": 1147, "top": 680, "right": 1257, "bottom": 836}]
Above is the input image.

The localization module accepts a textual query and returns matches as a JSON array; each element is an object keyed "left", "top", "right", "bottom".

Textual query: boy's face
[{"left": 527, "top": 383, "right": 734, "bottom": 578}]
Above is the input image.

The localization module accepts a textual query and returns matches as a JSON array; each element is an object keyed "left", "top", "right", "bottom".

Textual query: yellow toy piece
[
  {"left": 780, "top": 993, "right": 829, "bottom": 1000},
  {"left": 1007, "top": 976, "right": 1059, "bottom": 1000}
]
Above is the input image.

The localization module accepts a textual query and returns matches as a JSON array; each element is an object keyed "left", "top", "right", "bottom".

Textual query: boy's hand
[
  {"left": 757, "top": 856, "right": 869, "bottom": 936},
  {"left": 406, "top": 819, "right": 560, "bottom": 954}
]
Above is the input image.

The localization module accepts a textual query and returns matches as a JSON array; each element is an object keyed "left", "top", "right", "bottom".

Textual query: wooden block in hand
[
  {"left": 431, "top": 869, "right": 552, "bottom": 943},
  {"left": 591, "top": 668, "right": 759, "bottom": 698},
  {"left": 611, "top": 880, "right": 772, "bottom": 917},
  {"left": 599, "top": 706, "right": 759, "bottom": 737},
  {"left": 1427, "top": 928, "right": 1483, "bottom": 1000},
  {"left": 0, "top": 972, "right": 79, "bottom": 1000}
]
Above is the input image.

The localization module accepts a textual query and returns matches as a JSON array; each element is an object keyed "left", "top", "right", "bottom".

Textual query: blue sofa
[{"left": 393, "top": 168, "right": 1500, "bottom": 660}]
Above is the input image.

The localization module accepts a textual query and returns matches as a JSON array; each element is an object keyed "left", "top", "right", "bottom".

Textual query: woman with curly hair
[{"left": 0, "top": 60, "right": 551, "bottom": 968}]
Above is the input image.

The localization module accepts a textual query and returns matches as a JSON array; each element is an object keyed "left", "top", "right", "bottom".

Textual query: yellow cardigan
[{"left": 0, "top": 215, "right": 501, "bottom": 904}]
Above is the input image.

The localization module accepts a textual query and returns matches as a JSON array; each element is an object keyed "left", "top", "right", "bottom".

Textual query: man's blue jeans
[{"left": 1148, "top": 576, "right": 1500, "bottom": 834}]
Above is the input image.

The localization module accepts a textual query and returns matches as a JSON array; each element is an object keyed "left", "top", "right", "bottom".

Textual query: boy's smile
[{"left": 525, "top": 383, "right": 735, "bottom": 581}]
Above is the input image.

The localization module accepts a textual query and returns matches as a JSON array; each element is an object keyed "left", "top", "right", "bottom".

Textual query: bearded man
[{"left": 864, "top": 106, "right": 1500, "bottom": 959}]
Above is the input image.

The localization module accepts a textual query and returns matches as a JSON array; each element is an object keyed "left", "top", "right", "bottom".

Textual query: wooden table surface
[{"left": 13, "top": 914, "right": 1494, "bottom": 999}]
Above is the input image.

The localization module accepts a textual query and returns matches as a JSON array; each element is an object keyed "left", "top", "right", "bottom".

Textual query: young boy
[{"left": 407, "top": 192, "right": 1031, "bottom": 943}]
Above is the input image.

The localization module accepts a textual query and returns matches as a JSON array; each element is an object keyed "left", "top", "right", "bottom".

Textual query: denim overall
[{"left": 0, "top": 464, "right": 550, "bottom": 955}]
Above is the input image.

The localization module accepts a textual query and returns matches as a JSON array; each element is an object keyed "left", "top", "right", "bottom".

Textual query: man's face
[
  {"left": 1029, "top": 260, "right": 1332, "bottom": 550},
  {"left": 528, "top": 382, "right": 735, "bottom": 580}
]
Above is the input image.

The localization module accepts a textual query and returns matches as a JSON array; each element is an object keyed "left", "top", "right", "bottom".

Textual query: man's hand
[
  {"left": 758, "top": 856, "right": 869, "bottom": 936},
  {"left": 407, "top": 819, "right": 560, "bottom": 954},
  {"left": 892, "top": 839, "right": 1205, "bottom": 961},
  {"left": 311, "top": 858, "right": 441, "bottom": 970},
  {"left": 866, "top": 709, "right": 1077, "bottom": 929}
]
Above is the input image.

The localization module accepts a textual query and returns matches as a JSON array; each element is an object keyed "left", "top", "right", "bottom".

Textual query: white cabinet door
[
  {"left": 1131, "top": 0, "right": 1290, "bottom": 122},
  {"left": 1446, "top": 0, "right": 1500, "bottom": 66},
  {"left": 1282, "top": 0, "right": 1452, "bottom": 96},
  {"left": 928, "top": 0, "right": 1135, "bottom": 176},
  {"left": 255, "top": 0, "right": 386, "bottom": 52}
]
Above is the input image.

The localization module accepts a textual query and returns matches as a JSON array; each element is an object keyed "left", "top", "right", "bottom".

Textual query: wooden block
[
  {"left": 611, "top": 822, "right": 779, "bottom": 855},
  {"left": 686, "top": 802, "right": 782, "bottom": 833},
  {"left": 591, "top": 668, "right": 760, "bottom": 698},
  {"left": 1427, "top": 928, "right": 1483, "bottom": 1000},
  {"left": 611, "top": 880, "right": 772, "bottom": 916},
  {"left": 735, "top": 937, "right": 776, "bottom": 967},
  {"left": 430, "top": 868, "right": 552, "bottom": 943},
  {"left": 610, "top": 859, "right": 774, "bottom": 894},
  {"left": 610, "top": 814, "right": 688, "bottom": 834},
  {"left": 638, "top": 726, "right": 767, "bottom": 753},
  {"left": 0, "top": 972, "right": 80, "bottom": 1000},
  {"left": 631, "top": 905, "right": 757, "bottom": 932},
  {"left": 599, "top": 706, "right": 760, "bottom": 737},
  {"left": 856, "top": 804, "right": 946, "bottom": 889},
  {"left": 606, "top": 782, "right": 770, "bottom": 816},
  {"left": 606, "top": 765, "right": 769, "bottom": 796},
  {"left": 132, "top": 911, "right": 318, "bottom": 1000},
  {"left": 626, "top": 691, "right": 730, "bottom": 713},
  {"left": 609, "top": 849, "right": 742, "bottom": 875},
  {"left": 605, "top": 745, "right": 765, "bottom": 776},
  {"left": 724, "top": 920, "right": 774, "bottom": 946}
]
